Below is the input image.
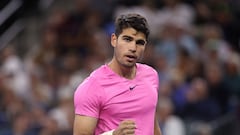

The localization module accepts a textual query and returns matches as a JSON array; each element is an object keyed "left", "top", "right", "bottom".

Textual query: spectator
[
  {"left": 183, "top": 78, "right": 221, "bottom": 121},
  {"left": 157, "top": 97, "right": 186, "bottom": 135},
  {"left": 204, "top": 62, "right": 231, "bottom": 114}
]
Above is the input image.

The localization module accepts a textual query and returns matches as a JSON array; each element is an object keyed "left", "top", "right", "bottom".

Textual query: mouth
[{"left": 125, "top": 54, "right": 137, "bottom": 62}]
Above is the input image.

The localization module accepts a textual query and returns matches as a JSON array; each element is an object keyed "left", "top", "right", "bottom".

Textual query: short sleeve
[
  {"left": 74, "top": 77, "right": 103, "bottom": 118},
  {"left": 153, "top": 69, "right": 160, "bottom": 92}
]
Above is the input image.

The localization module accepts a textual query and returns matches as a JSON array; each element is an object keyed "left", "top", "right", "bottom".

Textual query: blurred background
[{"left": 0, "top": 0, "right": 240, "bottom": 135}]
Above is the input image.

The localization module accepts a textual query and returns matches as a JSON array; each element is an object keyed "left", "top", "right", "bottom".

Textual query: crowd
[{"left": 0, "top": 0, "right": 240, "bottom": 135}]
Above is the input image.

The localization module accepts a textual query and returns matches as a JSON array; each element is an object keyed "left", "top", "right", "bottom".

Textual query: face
[{"left": 111, "top": 28, "right": 147, "bottom": 68}]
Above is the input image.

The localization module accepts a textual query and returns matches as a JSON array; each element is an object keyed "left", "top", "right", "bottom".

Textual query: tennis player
[{"left": 74, "top": 13, "right": 162, "bottom": 135}]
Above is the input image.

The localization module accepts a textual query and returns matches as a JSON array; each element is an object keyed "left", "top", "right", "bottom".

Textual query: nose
[{"left": 129, "top": 42, "right": 137, "bottom": 52}]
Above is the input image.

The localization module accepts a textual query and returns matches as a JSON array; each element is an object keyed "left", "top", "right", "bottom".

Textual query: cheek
[
  {"left": 138, "top": 46, "right": 145, "bottom": 54},
  {"left": 116, "top": 42, "right": 127, "bottom": 52},
  {"left": 114, "top": 44, "right": 124, "bottom": 56},
  {"left": 135, "top": 49, "right": 144, "bottom": 61}
]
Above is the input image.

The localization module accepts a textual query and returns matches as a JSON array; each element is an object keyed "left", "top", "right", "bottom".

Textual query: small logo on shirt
[{"left": 129, "top": 85, "right": 137, "bottom": 90}]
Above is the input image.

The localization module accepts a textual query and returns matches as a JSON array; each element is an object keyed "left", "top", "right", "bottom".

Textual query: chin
[{"left": 123, "top": 62, "right": 136, "bottom": 68}]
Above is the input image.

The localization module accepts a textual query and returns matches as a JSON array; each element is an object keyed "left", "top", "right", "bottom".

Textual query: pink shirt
[{"left": 74, "top": 63, "right": 159, "bottom": 135}]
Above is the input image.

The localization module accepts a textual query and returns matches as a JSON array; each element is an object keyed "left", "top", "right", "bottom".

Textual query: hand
[{"left": 113, "top": 120, "right": 136, "bottom": 135}]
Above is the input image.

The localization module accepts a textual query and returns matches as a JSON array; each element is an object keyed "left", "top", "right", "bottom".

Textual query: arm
[
  {"left": 73, "top": 115, "right": 98, "bottom": 135},
  {"left": 154, "top": 113, "right": 162, "bottom": 135}
]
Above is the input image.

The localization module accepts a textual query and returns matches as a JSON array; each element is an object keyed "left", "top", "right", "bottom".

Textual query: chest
[{"left": 101, "top": 79, "right": 158, "bottom": 119}]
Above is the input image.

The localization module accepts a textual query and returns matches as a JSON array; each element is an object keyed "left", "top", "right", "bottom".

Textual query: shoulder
[
  {"left": 81, "top": 64, "right": 108, "bottom": 83},
  {"left": 137, "top": 63, "right": 159, "bottom": 87},
  {"left": 89, "top": 64, "right": 113, "bottom": 79},
  {"left": 75, "top": 64, "right": 112, "bottom": 92},
  {"left": 74, "top": 66, "right": 106, "bottom": 105},
  {"left": 137, "top": 63, "right": 158, "bottom": 75}
]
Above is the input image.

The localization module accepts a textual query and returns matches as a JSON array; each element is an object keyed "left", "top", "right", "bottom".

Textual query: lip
[{"left": 125, "top": 54, "right": 137, "bottom": 61}]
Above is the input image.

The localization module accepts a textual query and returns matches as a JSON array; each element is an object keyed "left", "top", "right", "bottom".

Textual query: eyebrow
[
  {"left": 122, "top": 35, "right": 133, "bottom": 39},
  {"left": 121, "top": 35, "right": 146, "bottom": 44}
]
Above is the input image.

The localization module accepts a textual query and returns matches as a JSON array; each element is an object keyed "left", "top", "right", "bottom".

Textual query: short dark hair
[{"left": 114, "top": 13, "right": 150, "bottom": 41}]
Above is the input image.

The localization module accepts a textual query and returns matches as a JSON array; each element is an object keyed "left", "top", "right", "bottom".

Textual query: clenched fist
[{"left": 113, "top": 120, "right": 136, "bottom": 135}]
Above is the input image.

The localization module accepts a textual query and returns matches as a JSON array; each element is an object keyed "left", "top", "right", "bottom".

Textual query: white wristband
[{"left": 100, "top": 130, "right": 114, "bottom": 135}]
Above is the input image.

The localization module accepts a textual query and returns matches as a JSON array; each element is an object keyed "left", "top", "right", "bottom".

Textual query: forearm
[
  {"left": 154, "top": 126, "right": 162, "bottom": 135},
  {"left": 154, "top": 115, "right": 162, "bottom": 135},
  {"left": 73, "top": 115, "right": 98, "bottom": 135}
]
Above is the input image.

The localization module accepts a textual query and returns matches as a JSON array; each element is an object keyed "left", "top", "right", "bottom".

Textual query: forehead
[{"left": 119, "top": 28, "right": 146, "bottom": 40}]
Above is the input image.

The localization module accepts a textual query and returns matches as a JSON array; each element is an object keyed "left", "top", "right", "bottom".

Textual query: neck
[{"left": 108, "top": 59, "right": 136, "bottom": 79}]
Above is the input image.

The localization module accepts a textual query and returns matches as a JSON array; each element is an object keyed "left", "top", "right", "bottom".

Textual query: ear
[{"left": 111, "top": 33, "right": 117, "bottom": 47}]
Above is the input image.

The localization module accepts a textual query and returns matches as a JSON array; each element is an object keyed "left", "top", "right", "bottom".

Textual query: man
[{"left": 74, "top": 13, "right": 162, "bottom": 135}]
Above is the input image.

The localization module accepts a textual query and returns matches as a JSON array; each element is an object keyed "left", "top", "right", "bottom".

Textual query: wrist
[{"left": 100, "top": 130, "right": 115, "bottom": 135}]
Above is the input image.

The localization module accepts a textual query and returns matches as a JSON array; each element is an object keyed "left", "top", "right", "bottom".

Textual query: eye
[
  {"left": 136, "top": 40, "right": 146, "bottom": 46},
  {"left": 123, "top": 37, "right": 132, "bottom": 42}
]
